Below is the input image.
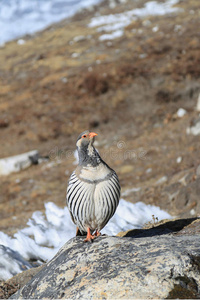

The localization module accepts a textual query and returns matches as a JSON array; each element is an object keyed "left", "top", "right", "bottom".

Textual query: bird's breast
[
  {"left": 67, "top": 167, "right": 120, "bottom": 232},
  {"left": 76, "top": 163, "right": 111, "bottom": 182}
]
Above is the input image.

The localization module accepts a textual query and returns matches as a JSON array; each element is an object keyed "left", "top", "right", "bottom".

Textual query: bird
[{"left": 66, "top": 130, "right": 120, "bottom": 242}]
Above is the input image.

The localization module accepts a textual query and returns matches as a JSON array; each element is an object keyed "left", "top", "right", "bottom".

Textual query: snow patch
[
  {"left": 0, "top": 0, "right": 104, "bottom": 45},
  {"left": 99, "top": 30, "right": 124, "bottom": 41},
  {"left": 89, "top": 0, "right": 182, "bottom": 41}
]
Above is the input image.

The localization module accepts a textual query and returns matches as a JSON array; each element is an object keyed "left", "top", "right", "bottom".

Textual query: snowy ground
[
  {"left": 0, "top": 0, "right": 182, "bottom": 45},
  {"left": 89, "top": 0, "right": 181, "bottom": 40},
  {"left": 0, "top": 0, "right": 103, "bottom": 45},
  {"left": 0, "top": 199, "right": 171, "bottom": 280}
]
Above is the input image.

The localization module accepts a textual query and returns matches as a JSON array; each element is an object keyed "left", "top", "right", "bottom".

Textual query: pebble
[
  {"left": 186, "top": 121, "right": 200, "bottom": 135},
  {"left": 196, "top": 93, "right": 200, "bottom": 112},
  {"left": 146, "top": 168, "right": 152, "bottom": 174},
  {"left": 156, "top": 176, "right": 168, "bottom": 185},
  {"left": 196, "top": 165, "right": 200, "bottom": 177},
  {"left": 73, "top": 35, "right": 85, "bottom": 42},
  {"left": 176, "top": 108, "right": 187, "bottom": 118},
  {"left": 71, "top": 53, "right": 80, "bottom": 58},
  {"left": 139, "top": 53, "right": 147, "bottom": 59},
  {"left": 17, "top": 39, "right": 26, "bottom": 45},
  {"left": 176, "top": 156, "right": 182, "bottom": 163},
  {"left": 61, "top": 77, "right": 68, "bottom": 83},
  {"left": 122, "top": 187, "right": 141, "bottom": 197},
  {"left": 142, "top": 19, "right": 151, "bottom": 27},
  {"left": 152, "top": 26, "right": 159, "bottom": 32}
]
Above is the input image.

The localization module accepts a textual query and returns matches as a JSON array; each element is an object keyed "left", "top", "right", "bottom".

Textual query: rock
[
  {"left": 0, "top": 265, "right": 44, "bottom": 299},
  {"left": 196, "top": 93, "right": 200, "bottom": 112},
  {"left": 73, "top": 35, "right": 86, "bottom": 42},
  {"left": 156, "top": 175, "right": 168, "bottom": 185},
  {"left": 175, "top": 177, "right": 200, "bottom": 216},
  {"left": 0, "top": 281, "right": 19, "bottom": 299},
  {"left": 11, "top": 219, "right": 200, "bottom": 299},
  {"left": 160, "top": 169, "right": 200, "bottom": 217},
  {"left": 0, "top": 151, "right": 39, "bottom": 176},
  {"left": 176, "top": 108, "right": 187, "bottom": 118},
  {"left": 6, "top": 265, "right": 44, "bottom": 290},
  {"left": 186, "top": 117, "right": 200, "bottom": 136},
  {"left": 196, "top": 165, "right": 200, "bottom": 177}
]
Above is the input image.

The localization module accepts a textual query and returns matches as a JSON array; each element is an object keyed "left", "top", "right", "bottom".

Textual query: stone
[
  {"left": 6, "top": 265, "right": 44, "bottom": 290},
  {"left": 196, "top": 93, "right": 200, "bottom": 112},
  {"left": 176, "top": 108, "right": 187, "bottom": 118},
  {"left": 162, "top": 173, "right": 200, "bottom": 217},
  {"left": 0, "top": 151, "right": 39, "bottom": 176},
  {"left": 11, "top": 218, "right": 200, "bottom": 299},
  {"left": 186, "top": 117, "right": 200, "bottom": 136}
]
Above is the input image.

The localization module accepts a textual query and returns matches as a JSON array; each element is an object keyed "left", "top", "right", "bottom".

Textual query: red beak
[{"left": 89, "top": 132, "right": 98, "bottom": 138}]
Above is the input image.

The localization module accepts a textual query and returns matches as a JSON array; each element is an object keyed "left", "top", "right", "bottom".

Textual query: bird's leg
[
  {"left": 76, "top": 227, "right": 81, "bottom": 236},
  {"left": 84, "top": 229, "right": 101, "bottom": 242},
  {"left": 84, "top": 228, "right": 95, "bottom": 242},
  {"left": 94, "top": 230, "right": 101, "bottom": 237}
]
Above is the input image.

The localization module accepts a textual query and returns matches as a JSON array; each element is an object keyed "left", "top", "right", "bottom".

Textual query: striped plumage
[{"left": 66, "top": 130, "right": 120, "bottom": 242}]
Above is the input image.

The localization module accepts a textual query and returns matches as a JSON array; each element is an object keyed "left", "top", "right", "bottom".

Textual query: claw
[
  {"left": 84, "top": 228, "right": 94, "bottom": 242},
  {"left": 84, "top": 228, "right": 101, "bottom": 242}
]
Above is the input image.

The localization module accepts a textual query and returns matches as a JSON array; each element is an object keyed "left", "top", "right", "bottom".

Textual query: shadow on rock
[{"left": 118, "top": 217, "right": 199, "bottom": 238}]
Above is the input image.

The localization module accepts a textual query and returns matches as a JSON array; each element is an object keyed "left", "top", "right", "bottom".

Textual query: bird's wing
[
  {"left": 66, "top": 171, "right": 95, "bottom": 231},
  {"left": 94, "top": 170, "right": 121, "bottom": 229}
]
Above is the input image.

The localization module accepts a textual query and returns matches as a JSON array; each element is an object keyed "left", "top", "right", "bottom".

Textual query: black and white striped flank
[{"left": 66, "top": 170, "right": 120, "bottom": 234}]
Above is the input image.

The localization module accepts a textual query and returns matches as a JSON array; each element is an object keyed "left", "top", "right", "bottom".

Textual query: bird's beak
[{"left": 89, "top": 132, "right": 98, "bottom": 138}]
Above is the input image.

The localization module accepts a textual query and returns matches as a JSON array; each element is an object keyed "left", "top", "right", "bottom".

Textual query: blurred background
[{"left": 0, "top": 0, "right": 200, "bottom": 280}]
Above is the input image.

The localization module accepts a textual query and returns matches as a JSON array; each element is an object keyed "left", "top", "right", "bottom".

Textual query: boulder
[
  {"left": 0, "top": 150, "right": 39, "bottom": 176},
  {"left": 0, "top": 265, "right": 44, "bottom": 299},
  {"left": 11, "top": 218, "right": 200, "bottom": 299}
]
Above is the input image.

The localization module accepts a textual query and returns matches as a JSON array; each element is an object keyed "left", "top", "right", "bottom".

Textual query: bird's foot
[
  {"left": 84, "top": 228, "right": 94, "bottom": 242},
  {"left": 94, "top": 230, "right": 101, "bottom": 237},
  {"left": 84, "top": 236, "right": 94, "bottom": 242},
  {"left": 84, "top": 228, "right": 101, "bottom": 242}
]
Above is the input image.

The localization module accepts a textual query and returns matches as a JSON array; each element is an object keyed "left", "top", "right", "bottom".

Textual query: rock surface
[{"left": 11, "top": 218, "right": 200, "bottom": 299}]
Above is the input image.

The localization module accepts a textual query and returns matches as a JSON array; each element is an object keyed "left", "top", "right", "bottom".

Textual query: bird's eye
[{"left": 82, "top": 135, "right": 87, "bottom": 138}]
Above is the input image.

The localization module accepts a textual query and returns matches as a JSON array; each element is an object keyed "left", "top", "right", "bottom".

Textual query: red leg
[
  {"left": 84, "top": 228, "right": 101, "bottom": 242},
  {"left": 84, "top": 228, "right": 95, "bottom": 242},
  {"left": 94, "top": 230, "right": 101, "bottom": 237},
  {"left": 76, "top": 227, "right": 80, "bottom": 236}
]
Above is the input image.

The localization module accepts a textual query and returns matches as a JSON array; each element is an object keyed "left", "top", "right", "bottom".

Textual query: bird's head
[
  {"left": 76, "top": 130, "right": 98, "bottom": 149},
  {"left": 76, "top": 130, "right": 99, "bottom": 165}
]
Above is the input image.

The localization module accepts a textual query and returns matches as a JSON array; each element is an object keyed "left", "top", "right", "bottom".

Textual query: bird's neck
[{"left": 78, "top": 144, "right": 101, "bottom": 167}]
